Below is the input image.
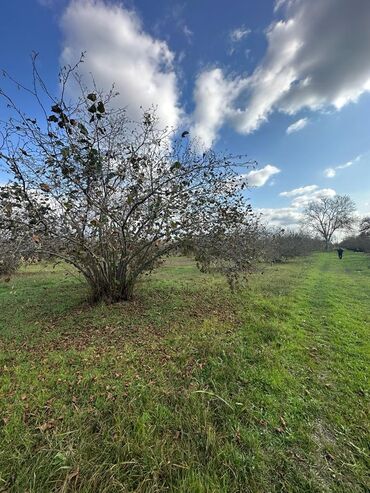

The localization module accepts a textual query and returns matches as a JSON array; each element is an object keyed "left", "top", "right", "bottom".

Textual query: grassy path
[
  {"left": 0, "top": 253, "right": 369, "bottom": 492},
  {"left": 260, "top": 252, "right": 370, "bottom": 492}
]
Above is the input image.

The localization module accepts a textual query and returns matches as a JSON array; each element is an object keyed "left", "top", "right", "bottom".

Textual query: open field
[{"left": 0, "top": 252, "right": 369, "bottom": 492}]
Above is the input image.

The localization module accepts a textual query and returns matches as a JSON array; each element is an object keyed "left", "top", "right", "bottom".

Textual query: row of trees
[
  {"left": 340, "top": 216, "right": 370, "bottom": 253},
  {"left": 0, "top": 58, "right": 365, "bottom": 302}
]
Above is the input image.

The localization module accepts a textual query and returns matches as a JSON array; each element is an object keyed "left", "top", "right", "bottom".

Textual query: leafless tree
[
  {"left": 0, "top": 56, "right": 258, "bottom": 302},
  {"left": 302, "top": 195, "right": 356, "bottom": 250}
]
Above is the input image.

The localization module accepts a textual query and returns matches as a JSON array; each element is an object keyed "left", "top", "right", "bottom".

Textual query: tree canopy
[{"left": 302, "top": 195, "right": 356, "bottom": 250}]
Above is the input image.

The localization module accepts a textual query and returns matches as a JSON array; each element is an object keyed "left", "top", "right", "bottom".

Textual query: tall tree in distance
[{"left": 302, "top": 195, "right": 356, "bottom": 250}]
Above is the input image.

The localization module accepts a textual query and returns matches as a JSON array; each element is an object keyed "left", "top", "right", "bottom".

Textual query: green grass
[{"left": 0, "top": 252, "right": 369, "bottom": 492}]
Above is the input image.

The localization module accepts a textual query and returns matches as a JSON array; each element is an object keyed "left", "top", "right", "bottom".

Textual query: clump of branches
[
  {"left": 259, "top": 228, "right": 323, "bottom": 263},
  {"left": 0, "top": 56, "right": 258, "bottom": 302},
  {"left": 360, "top": 216, "right": 370, "bottom": 237},
  {"left": 192, "top": 214, "right": 263, "bottom": 290},
  {"left": 0, "top": 235, "right": 21, "bottom": 277},
  {"left": 0, "top": 196, "right": 33, "bottom": 277}
]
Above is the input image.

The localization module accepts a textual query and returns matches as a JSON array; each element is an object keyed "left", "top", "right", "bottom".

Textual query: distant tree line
[
  {"left": 261, "top": 229, "right": 324, "bottom": 263},
  {"left": 340, "top": 216, "right": 370, "bottom": 253}
]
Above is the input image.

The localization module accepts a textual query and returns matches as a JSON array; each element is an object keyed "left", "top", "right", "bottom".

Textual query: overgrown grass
[{"left": 0, "top": 252, "right": 369, "bottom": 492}]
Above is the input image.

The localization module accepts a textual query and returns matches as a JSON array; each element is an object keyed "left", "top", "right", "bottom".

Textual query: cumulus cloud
[
  {"left": 233, "top": 165, "right": 280, "bottom": 189},
  {"left": 237, "top": 0, "right": 370, "bottom": 133},
  {"left": 280, "top": 184, "right": 318, "bottom": 197},
  {"left": 243, "top": 165, "right": 281, "bottom": 187},
  {"left": 260, "top": 184, "right": 336, "bottom": 228},
  {"left": 191, "top": 68, "right": 240, "bottom": 148},
  {"left": 193, "top": 0, "right": 370, "bottom": 142},
  {"left": 290, "top": 187, "right": 336, "bottom": 208},
  {"left": 258, "top": 207, "right": 303, "bottom": 228},
  {"left": 324, "top": 154, "right": 363, "bottom": 178},
  {"left": 280, "top": 184, "right": 336, "bottom": 207},
  {"left": 61, "top": 0, "right": 181, "bottom": 129},
  {"left": 286, "top": 117, "right": 308, "bottom": 134}
]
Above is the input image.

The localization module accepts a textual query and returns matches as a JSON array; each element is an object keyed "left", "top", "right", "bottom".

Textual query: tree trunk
[{"left": 88, "top": 275, "right": 135, "bottom": 303}]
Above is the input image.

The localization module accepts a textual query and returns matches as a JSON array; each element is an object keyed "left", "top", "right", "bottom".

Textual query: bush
[{"left": 0, "top": 58, "right": 257, "bottom": 302}]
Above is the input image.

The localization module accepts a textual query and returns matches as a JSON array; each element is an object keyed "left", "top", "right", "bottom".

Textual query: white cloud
[
  {"left": 191, "top": 68, "right": 240, "bottom": 148},
  {"left": 192, "top": 0, "right": 370, "bottom": 142},
  {"left": 286, "top": 117, "right": 308, "bottom": 134},
  {"left": 230, "top": 26, "right": 251, "bottom": 43},
  {"left": 280, "top": 184, "right": 318, "bottom": 197},
  {"left": 258, "top": 207, "right": 303, "bottom": 228},
  {"left": 324, "top": 154, "right": 363, "bottom": 178},
  {"left": 260, "top": 184, "right": 337, "bottom": 228},
  {"left": 324, "top": 168, "right": 336, "bottom": 178},
  {"left": 337, "top": 161, "right": 354, "bottom": 170},
  {"left": 279, "top": 185, "right": 336, "bottom": 208},
  {"left": 280, "top": 184, "right": 336, "bottom": 208},
  {"left": 290, "top": 187, "right": 336, "bottom": 208},
  {"left": 237, "top": 0, "right": 370, "bottom": 133},
  {"left": 242, "top": 164, "right": 281, "bottom": 187},
  {"left": 61, "top": 0, "right": 181, "bottom": 129}
]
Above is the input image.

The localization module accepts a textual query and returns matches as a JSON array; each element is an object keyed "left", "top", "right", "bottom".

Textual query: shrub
[{"left": 0, "top": 57, "right": 258, "bottom": 302}]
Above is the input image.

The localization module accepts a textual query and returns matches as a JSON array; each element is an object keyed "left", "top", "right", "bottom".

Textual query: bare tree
[
  {"left": 0, "top": 57, "right": 258, "bottom": 302},
  {"left": 302, "top": 195, "right": 356, "bottom": 250}
]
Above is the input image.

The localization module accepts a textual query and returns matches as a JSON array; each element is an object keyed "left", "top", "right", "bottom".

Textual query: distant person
[{"left": 337, "top": 247, "right": 344, "bottom": 259}]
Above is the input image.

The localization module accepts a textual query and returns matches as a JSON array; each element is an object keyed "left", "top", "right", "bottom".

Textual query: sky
[{"left": 1, "top": 0, "right": 369, "bottom": 229}]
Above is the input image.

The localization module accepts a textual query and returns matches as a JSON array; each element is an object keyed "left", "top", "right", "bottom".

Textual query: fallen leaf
[{"left": 37, "top": 420, "right": 55, "bottom": 432}]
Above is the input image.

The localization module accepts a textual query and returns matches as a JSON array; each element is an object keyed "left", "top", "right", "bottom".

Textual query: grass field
[{"left": 0, "top": 252, "right": 369, "bottom": 492}]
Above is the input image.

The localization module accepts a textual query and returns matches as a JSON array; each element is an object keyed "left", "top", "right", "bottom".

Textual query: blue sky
[{"left": 1, "top": 0, "right": 369, "bottom": 228}]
